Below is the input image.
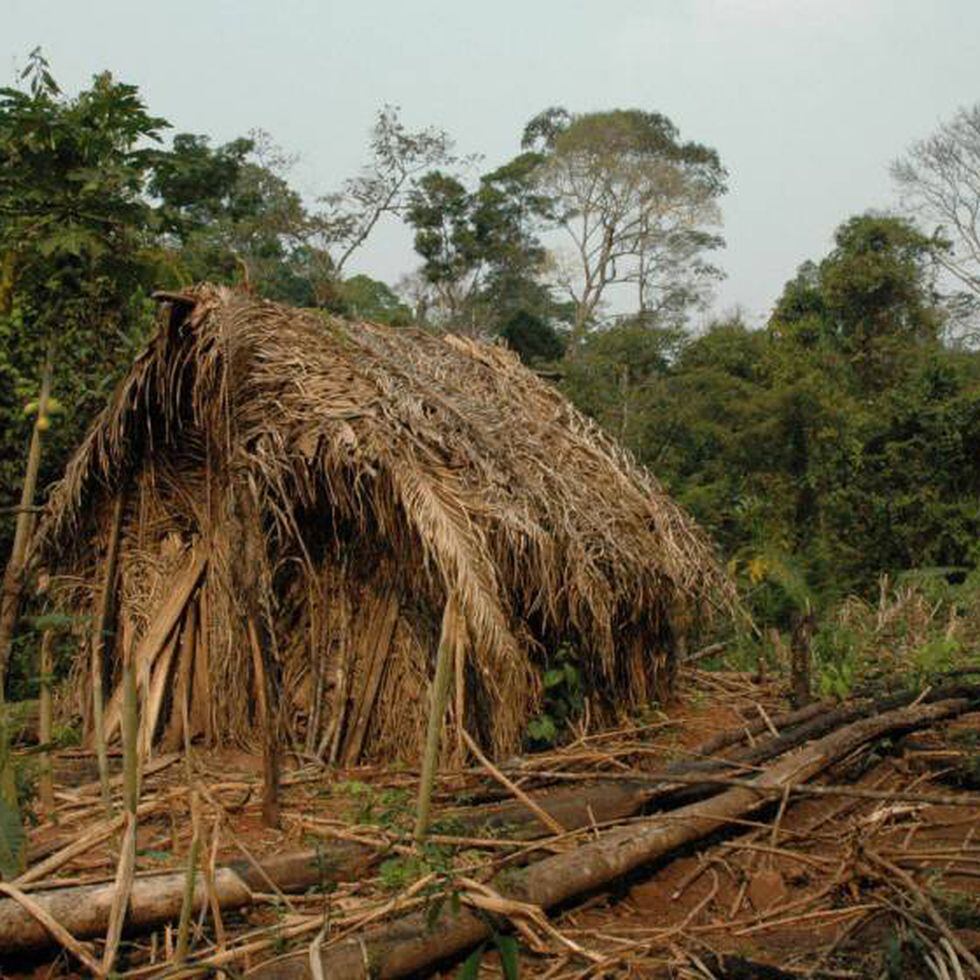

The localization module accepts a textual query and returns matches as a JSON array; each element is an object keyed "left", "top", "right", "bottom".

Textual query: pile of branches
[{"left": 1, "top": 669, "right": 978, "bottom": 977}]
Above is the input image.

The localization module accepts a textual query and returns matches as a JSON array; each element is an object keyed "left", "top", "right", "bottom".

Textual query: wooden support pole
[
  {"left": 247, "top": 617, "right": 280, "bottom": 829},
  {"left": 120, "top": 619, "right": 139, "bottom": 816},
  {"left": 91, "top": 491, "right": 126, "bottom": 814},
  {"left": 414, "top": 593, "right": 460, "bottom": 844},
  {"left": 100, "top": 550, "right": 206, "bottom": 745},
  {"left": 791, "top": 605, "right": 814, "bottom": 709},
  {"left": 37, "top": 629, "right": 54, "bottom": 814}
]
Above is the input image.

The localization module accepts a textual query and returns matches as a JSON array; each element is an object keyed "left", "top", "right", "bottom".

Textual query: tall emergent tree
[
  {"left": 520, "top": 107, "right": 726, "bottom": 345},
  {"left": 320, "top": 104, "right": 455, "bottom": 277},
  {"left": 893, "top": 104, "right": 980, "bottom": 303},
  {"left": 405, "top": 155, "right": 568, "bottom": 352}
]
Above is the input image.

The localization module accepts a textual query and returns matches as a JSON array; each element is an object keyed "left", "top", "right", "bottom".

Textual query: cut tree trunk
[
  {"left": 0, "top": 845, "right": 373, "bottom": 953},
  {"left": 260, "top": 697, "right": 969, "bottom": 979},
  {"left": 2, "top": 689, "right": 973, "bottom": 959}
]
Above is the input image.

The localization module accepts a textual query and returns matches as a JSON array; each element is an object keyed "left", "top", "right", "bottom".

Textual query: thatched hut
[{"left": 34, "top": 285, "right": 733, "bottom": 764}]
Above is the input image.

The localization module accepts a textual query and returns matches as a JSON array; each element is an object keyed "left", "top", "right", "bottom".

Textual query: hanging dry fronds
[{"left": 31, "top": 285, "right": 736, "bottom": 761}]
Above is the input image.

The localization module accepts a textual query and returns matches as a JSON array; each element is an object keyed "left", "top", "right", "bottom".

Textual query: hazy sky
[{"left": 6, "top": 0, "right": 980, "bottom": 324}]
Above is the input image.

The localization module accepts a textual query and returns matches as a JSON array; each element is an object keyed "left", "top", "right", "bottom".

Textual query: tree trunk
[
  {"left": 268, "top": 698, "right": 967, "bottom": 979},
  {"left": 0, "top": 352, "right": 53, "bottom": 698},
  {"left": 791, "top": 607, "right": 815, "bottom": 708},
  {"left": 0, "top": 691, "right": 972, "bottom": 958},
  {"left": 36, "top": 630, "right": 54, "bottom": 813}
]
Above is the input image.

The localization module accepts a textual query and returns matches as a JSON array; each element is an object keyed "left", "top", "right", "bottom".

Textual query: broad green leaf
[
  {"left": 495, "top": 934, "right": 520, "bottom": 980},
  {"left": 0, "top": 797, "right": 25, "bottom": 880},
  {"left": 457, "top": 943, "right": 485, "bottom": 980}
]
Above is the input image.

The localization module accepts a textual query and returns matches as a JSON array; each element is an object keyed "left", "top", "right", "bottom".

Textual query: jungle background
[{"left": 2, "top": 49, "right": 979, "bottom": 711}]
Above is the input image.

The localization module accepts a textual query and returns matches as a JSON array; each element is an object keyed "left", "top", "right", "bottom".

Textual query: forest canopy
[{"left": 1, "top": 52, "right": 978, "bottom": 701}]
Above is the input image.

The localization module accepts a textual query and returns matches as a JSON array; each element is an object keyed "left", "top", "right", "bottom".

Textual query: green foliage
[
  {"left": 378, "top": 839, "right": 454, "bottom": 893},
  {"left": 329, "top": 274, "right": 412, "bottom": 325},
  {"left": 498, "top": 310, "right": 565, "bottom": 364},
  {"left": 458, "top": 933, "right": 520, "bottom": 979},
  {"left": 809, "top": 572, "right": 980, "bottom": 697},
  {"left": 0, "top": 796, "right": 25, "bottom": 879},
  {"left": 526, "top": 645, "right": 583, "bottom": 749},
  {"left": 334, "top": 780, "right": 413, "bottom": 830},
  {"left": 559, "top": 215, "right": 980, "bottom": 630},
  {"left": 0, "top": 55, "right": 429, "bottom": 700},
  {"left": 379, "top": 853, "right": 431, "bottom": 891}
]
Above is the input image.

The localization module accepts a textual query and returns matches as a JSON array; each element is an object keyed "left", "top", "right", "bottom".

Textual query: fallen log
[
  {"left": 0, "top": 781, "right": 649, "bottom": 955},
  {"left": 2, "top": 686, "right": 973, "bottom": 958},
  {"left": 256, "top": 697, "right": 970, "bottom": 979},
  {"left": 0, "top": 845, "right": 375, "bottom": 954}
]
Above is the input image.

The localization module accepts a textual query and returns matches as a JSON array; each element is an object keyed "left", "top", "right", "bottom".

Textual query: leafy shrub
[{"left": 525, "top": 645, "right": 583, "bottom": 749}]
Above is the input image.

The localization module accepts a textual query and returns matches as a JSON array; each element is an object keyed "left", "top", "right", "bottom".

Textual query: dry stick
[
  {"left": 121, "top": 620, "right": 140, "bottom": 815},
  {"left": 37, "top": 628, "right": 54, "bottom": 813},
  {"left": 341, "top": 590, "right": 398, "bottom": 765},
  {"left": 0, "top": 693, "right": 963, "bottom": 957},
  {"left": 414, "top": 593, "right": 460, "bottom": 843},
  {"left": 461, "top": 728, "right": 565, "bottom": 837},
  {"left": 541, "top": 770, "right": 979, "bottom": 808},
  {"left": 161, "top": 600, "right": 197, "bottom": 753},
  {"left": 103, "top": 611, "right": 141, "bottom": 974},
  {"left": 91, "top": 490, "right": 126, "bottom": 814},
  {"left": 101, "top": 811, "right": 136, "bottom": 974},
  {"left": 17, "top": 811, "right": 127, "bottom": 885},
  {"left": 275, "top": 697, "right": 970, "bottom": 980},
  {"left": 138, "top": 629, "right": 180, "bottom": 762},
  {"left": 0, "top": 881, "right": 102, "bottom": 976},
  {"left": 0, "top": 349, "right": 52, "bottom": 697},
  {"left": 868, "top": 850, "right": 980, "bottom": 976},
  {"left": 454, "top": 614, "right": 466, "bottom": 767},
  {"left": 100, "top": 550, "right": 206, "bottom": 744}
]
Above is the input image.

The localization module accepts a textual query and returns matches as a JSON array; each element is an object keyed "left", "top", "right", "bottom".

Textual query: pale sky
[{"left": 6, "top": 0, "right": 980, "bottom": 325}]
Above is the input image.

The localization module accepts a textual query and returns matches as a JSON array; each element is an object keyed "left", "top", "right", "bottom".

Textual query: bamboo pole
[
  {"left": 1, "top": 688, "right": 976, "bottom": 956},
  {"left": 91, "top": 491, "right": 126, "bottom": 814},
  {"left": 101, "top": 811, "right": 136, "bottom": 974},
  {"left": 102, "top": 614, "right": 140, "bottom": 972},
  {"left": 413, "top": 593, "right": 460, "bottom": 843},
  {"left": 0, "top": 350, "right": 52, "bottom": 699}
]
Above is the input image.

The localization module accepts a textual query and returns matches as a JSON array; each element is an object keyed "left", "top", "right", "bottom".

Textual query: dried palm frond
[{"left": 33, "top": 286, "right": 736, "bottom": 760}]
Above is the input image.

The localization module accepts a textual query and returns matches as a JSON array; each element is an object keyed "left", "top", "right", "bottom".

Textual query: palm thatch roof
[{"left": 34, "top": 285, "right": 734, "bottom": 762}]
